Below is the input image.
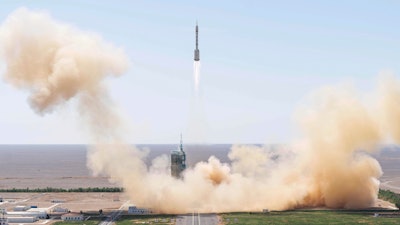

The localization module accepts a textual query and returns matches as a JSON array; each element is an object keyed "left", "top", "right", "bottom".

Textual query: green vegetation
[
  {"left": 116, "top": 215, "right": 176, "bottom": 225},
  {"left": 221, "top": 211, "right": 400, "bottom": 225},
  {"left": 0, "top": 187, "right": 123, "bottom": 192},
  {"left": 379, "top": 189, "right": 400, "bottom": 209},
  {"left": 52, "top": 215, "right": 176, "bottom": 225},
  {"left": 53, "top": 220, "right": 99, "bottom": 225}
]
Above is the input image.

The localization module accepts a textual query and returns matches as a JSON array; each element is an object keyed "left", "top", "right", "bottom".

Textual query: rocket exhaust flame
[{"left": 1, "top": 8, "right": 399, "bottom": 213}]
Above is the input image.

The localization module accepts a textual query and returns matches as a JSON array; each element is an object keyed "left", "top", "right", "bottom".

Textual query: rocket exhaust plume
[
  {"left": 188, "top": 61, "right": 205, "bottom": 143},
  {"left": 193, "top": 61, "right": 200, "bottom": 95},
  {"left": 1, "top": 8, "right": 400, "bottom": 213}
]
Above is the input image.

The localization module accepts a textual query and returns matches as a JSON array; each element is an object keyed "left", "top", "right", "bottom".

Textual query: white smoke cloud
[{"left": 0, "top": 7, "right": 128, "bottom": 114}]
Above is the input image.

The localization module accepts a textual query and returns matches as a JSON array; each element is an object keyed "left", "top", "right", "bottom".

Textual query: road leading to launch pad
[{"left": 175, "top": 213, "right": 218, "bottom": 225}]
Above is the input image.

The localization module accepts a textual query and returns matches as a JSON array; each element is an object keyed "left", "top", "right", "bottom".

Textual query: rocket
[{"left": 194, "top": 22, "right": 200, "bottom": 61}]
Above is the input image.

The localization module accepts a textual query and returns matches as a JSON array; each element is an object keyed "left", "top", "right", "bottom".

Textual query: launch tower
[{"left": 171, "top": 134, "right": 186, "bottom": 178}]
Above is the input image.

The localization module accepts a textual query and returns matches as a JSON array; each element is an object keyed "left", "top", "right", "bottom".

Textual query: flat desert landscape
[{"left": 0, "top": 192, "right": 129, "bottom": 214}]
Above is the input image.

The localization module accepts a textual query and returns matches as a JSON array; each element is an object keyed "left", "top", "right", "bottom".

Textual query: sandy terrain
[
  {"left": 380, "top": 178, "right": 400, "bottom": 193},
  {"left": 374, "top": 198, "right": 397, "bottom": 210},
  {"left": 0, "top": 177, "right": 116, "bottom": 189},
  {"left": 0, "top": 192, "right": 130, "bottom": 214},
  {"left": 0, "top": 192, "right": 396, "bottom": 215}
]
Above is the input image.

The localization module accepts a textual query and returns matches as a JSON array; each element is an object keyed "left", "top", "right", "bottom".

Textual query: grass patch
[
  {"left": 221, "top": 210, "right": 400, "bottom": 225},
  {"left": 116, "top": 214, "right": 176, "bottom": 225},
  {"left": 53, "top": 221, "right": 99, "bottom": 225},
  {"left": 379, "top": 189, "right": 400, "bottom": 208}
]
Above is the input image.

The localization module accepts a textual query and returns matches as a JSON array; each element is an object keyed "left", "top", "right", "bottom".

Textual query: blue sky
[{"left": 1, "top": 1, "right": 400, "bottom": 144}]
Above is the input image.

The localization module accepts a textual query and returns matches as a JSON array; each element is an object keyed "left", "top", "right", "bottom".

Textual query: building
[
  {"left": 170, "top": 135, "right": 186, "bottom": 178},
  {"left": 52, "top": 207, "right": 69, "bottom": 213},
  {"left": 7, "top": 208, "right": 48, "bottom": 219},
  {"left": 0, "top": 218, "right": 7, "bottom": 225},
  {"left": 13, "top": 206, "right": 29, "bottom": 211},
  {"left": 61, "top": 213, "right": 83, "bottom": 221},
  {"left": 7, "top": 217, "right": 38, "bottom": 223},
  {"left": 27, "top": 208, "right": 48, "bottom": 219},
  {"left": 0, "top": 208, "right": 7, "bottom": 225},
  {"left": 128, "top": 206, "right": 151, "bottom": 215}
]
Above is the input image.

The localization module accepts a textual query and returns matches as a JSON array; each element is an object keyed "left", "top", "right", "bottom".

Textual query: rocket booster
[{"left": 194, "top": 23, "right": 200, "bottom": 61}]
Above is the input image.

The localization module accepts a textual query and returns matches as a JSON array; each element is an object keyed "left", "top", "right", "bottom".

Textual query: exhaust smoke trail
[
  {"left": 187, "top": 60, "right": 206, "bottom": 143},
  {"left": 193, "top": 61, "right": 200, "bottom": 95},
  {"left": 0, "top": 7, "right": 398, "bottom": 214}
]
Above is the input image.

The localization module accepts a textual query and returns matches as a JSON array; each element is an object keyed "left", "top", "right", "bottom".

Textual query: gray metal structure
[
  {"left": 171, "top": 135, "right": 186, "bottom": 178},
  {"left": 0, "top": 209, "right": 7, "bottom": 225},
  {"left": 194, "top": 22, "right": 200, "bottom": 61}
]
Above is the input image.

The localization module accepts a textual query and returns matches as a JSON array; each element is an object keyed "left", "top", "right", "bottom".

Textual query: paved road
[
  {"left": 381, "top": 180, "right": 400, "bottom": 192},
  {"left": 175, "top": 213, "right": 218, "bottom": 225},
  {"left": 99, "top": 200, "right": 130, "bottom": 225}
]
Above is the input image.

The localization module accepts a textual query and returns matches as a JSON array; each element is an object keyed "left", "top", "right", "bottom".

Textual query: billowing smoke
[
  {"left": 0, "top": 8, "right": 128, "bottom": 115},
  {"left": 292, "top": 86, "right": 383, "bottom": 208},
  {"left": 1, "top": 8, "right": 399, "bottom": 213}
]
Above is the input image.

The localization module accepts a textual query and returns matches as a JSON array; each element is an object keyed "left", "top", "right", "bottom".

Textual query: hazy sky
[{"left": 1, "top": 1, "right": 400, "bottom": 144}]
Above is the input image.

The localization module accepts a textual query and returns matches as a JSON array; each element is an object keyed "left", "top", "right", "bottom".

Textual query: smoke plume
[
  {"left": 194, "top": 61, "right": 200, "bottom": 95},
  {"left": 187, "top": 61, "right": 207, "bottom": 143},
  {"left": 1, "top": 8, "right": 399, "bottom": 213}
]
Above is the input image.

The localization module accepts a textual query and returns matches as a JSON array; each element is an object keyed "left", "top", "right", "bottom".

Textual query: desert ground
[
  {"left": 0, "top": 192, "right": 130, "bottom": 214},
  {"left": 0, "top": 192, "right": 396, "bottom": 214}
]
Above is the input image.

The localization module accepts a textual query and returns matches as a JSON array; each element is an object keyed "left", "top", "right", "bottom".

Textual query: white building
[
  {"left": 128, "top": 206, "right": 151, "bottom": 215},
  {"left": 27, "top": 208, "right": 48, "bottom": 219},
  {"left": 61, "top": 213, "right": 83, "bottom": 221},
  {"left": 13, "top": 206, "right": 29, "bottom": 212},
  {"left": 52, "top": 207, "right": 69, "bottom": 213},
  {"left": 7, "top": 208, "right": 47, "bottom": 219},
  {"left": 7, "top": 217, "right": 38, "bottom": 223}
]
